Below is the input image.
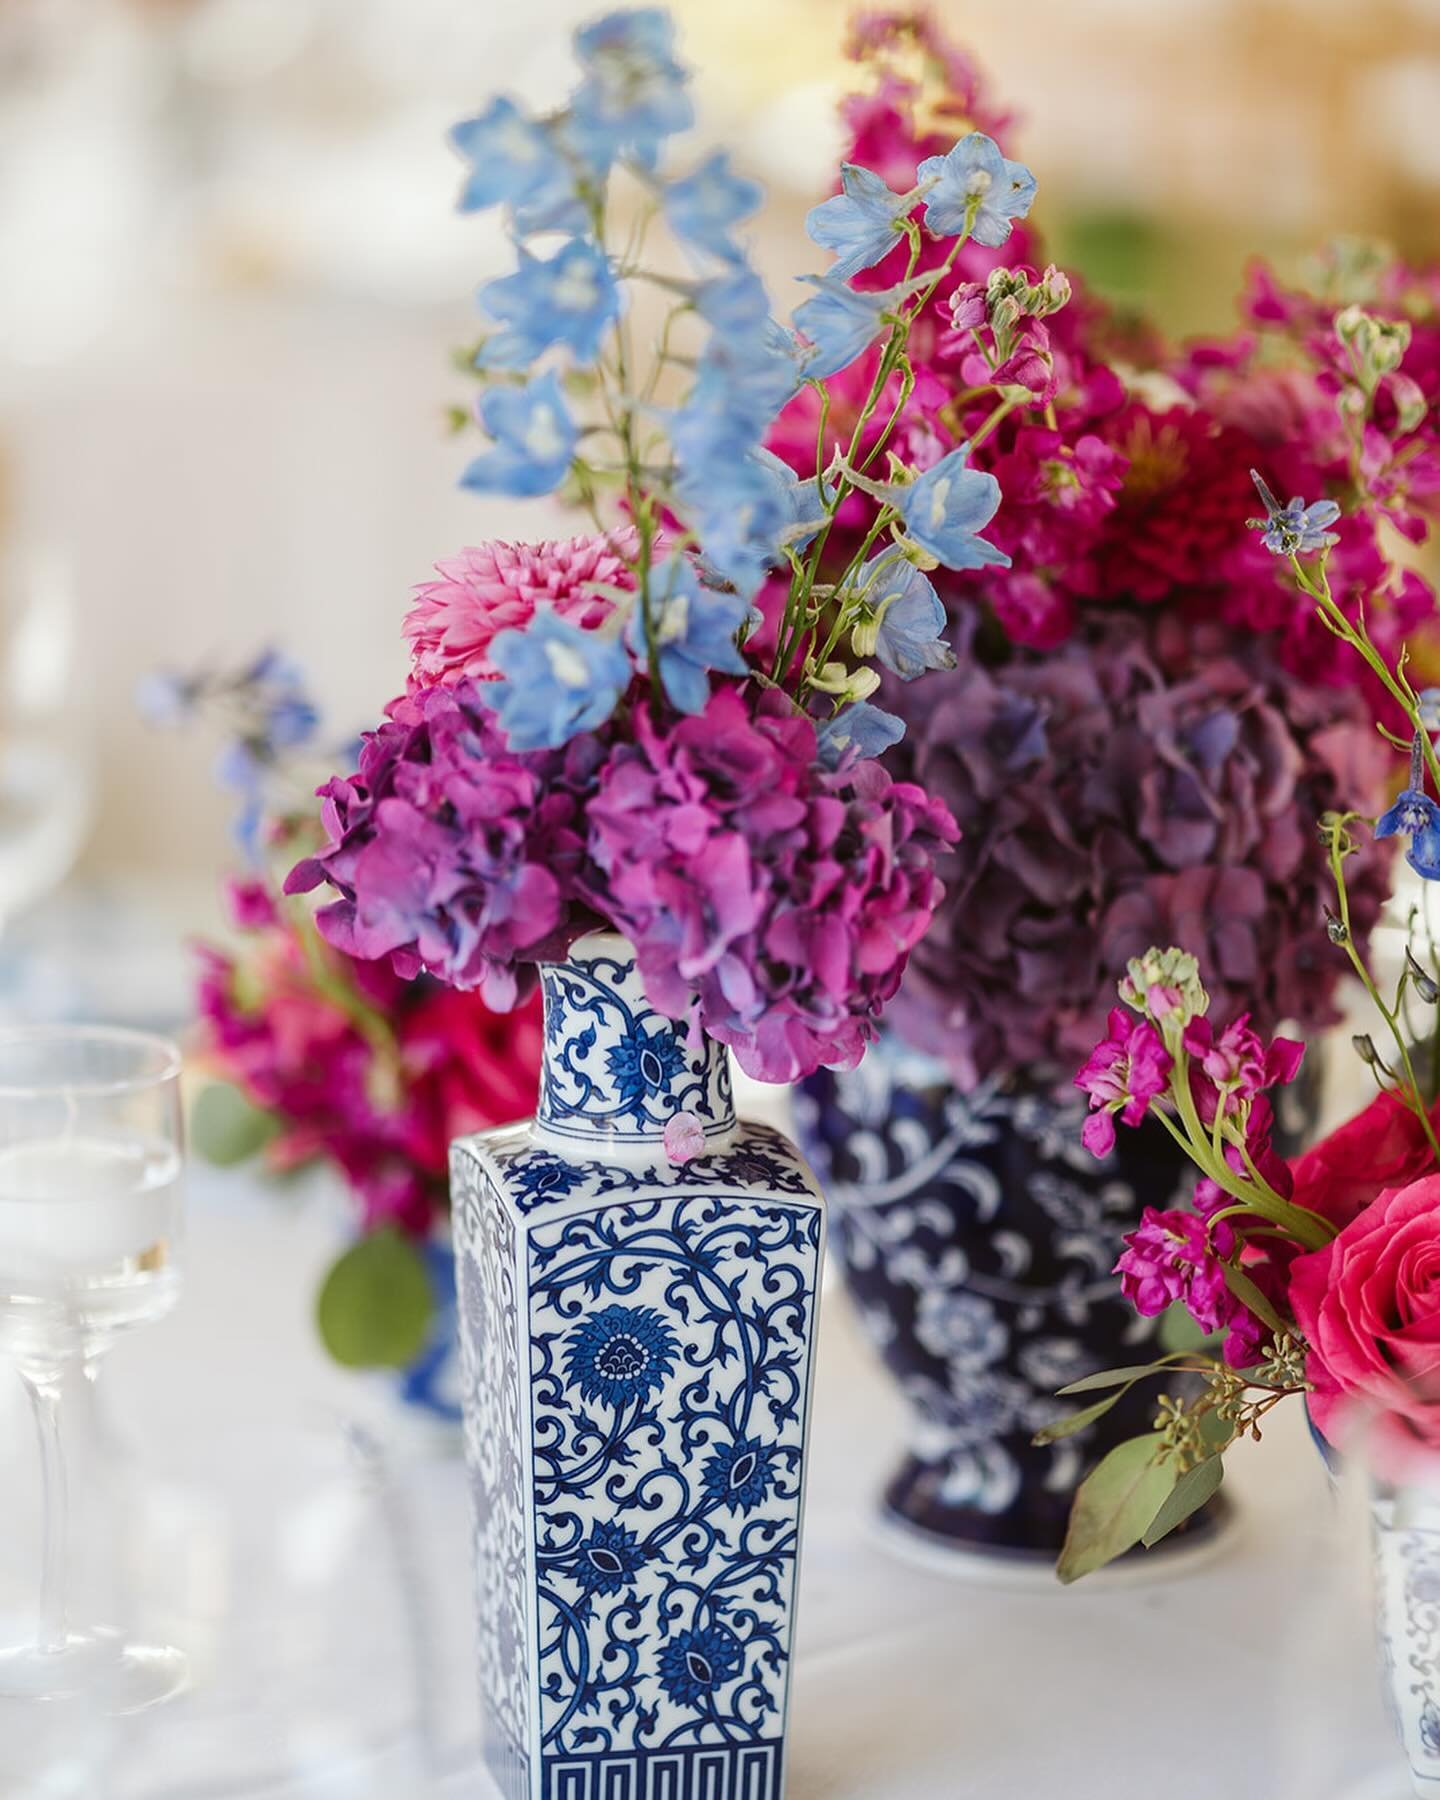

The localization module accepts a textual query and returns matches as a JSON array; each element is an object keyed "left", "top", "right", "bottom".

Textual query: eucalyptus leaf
[
  {"left": 1199, "top": 1407, "right": 1237, "bottom": 1452},
  {"left": 316, "top": 1229, "right": 434, "bottom": 1370},
  {"left": 1220, "top": 1262, "right": 1286, "bottom": 1337},
  {"left": 1141, "top": 1455, "right": 1224, "bottom": 1547},
  {"left": 1057, "top": 1358, "right": 1186, "bottom": 1396},
  {"left": 1056, "top": 1434, "right": 1177, "bottom": 1584},
  {"left": 191, "top": 1082, "right": 277, "bottom": 1168},
  {"left": 1032, "top": 1391, "right": 1126, "bottom": 1445}
]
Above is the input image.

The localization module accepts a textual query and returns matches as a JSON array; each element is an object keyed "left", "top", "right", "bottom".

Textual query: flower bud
[
  {"left": 1352, "top": 1032, "right": 1379, "bottom": 1066},
  {"left": 1408, "top": 952, "right": 1440, "bottom": 1005}
]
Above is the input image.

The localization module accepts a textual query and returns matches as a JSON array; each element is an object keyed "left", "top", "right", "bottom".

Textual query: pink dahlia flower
[{"left": 404, "top": 531, "right": 637, "bottom": 688}]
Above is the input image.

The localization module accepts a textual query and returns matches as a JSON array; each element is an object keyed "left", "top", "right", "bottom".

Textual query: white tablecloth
[{"left": 0, "top": 1167, "right": 1404, "bottom": 1798}]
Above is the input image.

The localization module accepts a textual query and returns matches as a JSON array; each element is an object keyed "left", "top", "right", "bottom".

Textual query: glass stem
[{"left": 22, "top": 1367, "right": 70, "bottom": 1656}]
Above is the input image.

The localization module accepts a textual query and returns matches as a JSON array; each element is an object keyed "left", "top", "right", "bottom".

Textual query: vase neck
[{"left": 533, "top": 931, "right": 735, "bottom": 1155}]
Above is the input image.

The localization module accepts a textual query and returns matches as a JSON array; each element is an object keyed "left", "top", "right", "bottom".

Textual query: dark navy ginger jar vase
[{"left": 793, "top": 1041, "right": 1228, "bottom": 1573}]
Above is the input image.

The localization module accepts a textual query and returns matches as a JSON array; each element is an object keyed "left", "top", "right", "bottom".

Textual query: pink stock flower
[
  {"left": 196, "top": 906, "right": 543, "bottom": 1236},
  {"left": 1074, "top": 1006, "right": 1173, "bottom": 1157},
  {"left": 1182, "top": 1013, "right": 1304, "bottom": 1122},
  {"left": 1116, "top": 1206, "right": 1235, "bottom": 1330},
  {"left": 403, "top": 532, "right": 636, "bottom": 688}
]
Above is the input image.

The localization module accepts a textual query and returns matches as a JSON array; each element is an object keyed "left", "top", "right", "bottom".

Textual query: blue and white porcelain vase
[
  {"left": 1372, "top": 1487, "right": 1440, "bottom": 1795},
  {"left": 794, "top": 1042, "right": 1224, "bottom": 1573},
  {"left": 452, "top": 930, "right": 825, "bottom": 1800}
]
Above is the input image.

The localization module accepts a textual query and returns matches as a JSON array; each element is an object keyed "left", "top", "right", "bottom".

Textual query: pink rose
[
  {"left": 1289, "top": 1175, "right": 1440, "bottom": 1477},
  {"left": 1290, "top": 1089, "right": 1440, "bottom": 1231}
]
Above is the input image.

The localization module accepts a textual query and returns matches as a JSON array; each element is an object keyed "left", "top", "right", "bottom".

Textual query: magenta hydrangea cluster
[
  {"left": 286, "top": 685, "right": 591, "bottom": 1012},
  {"left": 585, "top": 689, "right": 956, "bottom": 1081},
  {"left": 286, "top": 679, "right": 956, "bottom": 1082}
]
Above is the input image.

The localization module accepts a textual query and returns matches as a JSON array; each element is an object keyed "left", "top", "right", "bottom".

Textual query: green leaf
[
  {"left": 1220, "top": 1261, "right": 1287, "bottom": 1337},
  {"left": 1198, "top": 1407, "right": 1237, "bottom": 1453},
  {"left": 316, "top": 1230, "right": 435, "bottom": 1370},
  {"left": 1158, "top": 1303, "right": 1219, "bottom": 1356},
  {"left": 1057, "top": 1358, "right": 1186, "bottom": 1396},
  {"left": 190, "top": 1082, "right": 277, "bottom": 1167},
  {"left": 1032, "top": 1391, "right": 1127, "bottom": 1444},
  {"left": 1141, "top": 1454, "right": 1224, "bottom": 1547},
  {"left": 1056, "top": 1434, "right": 1178, "bottom": 1584}
]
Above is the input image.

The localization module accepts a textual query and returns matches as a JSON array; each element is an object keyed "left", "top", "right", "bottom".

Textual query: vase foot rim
[{"left": 869, "top": 1492, "right": 1239, "bottom": 1588}]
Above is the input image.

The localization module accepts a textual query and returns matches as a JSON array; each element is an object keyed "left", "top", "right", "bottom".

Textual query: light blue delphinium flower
[
  {"left": 1420, "top": 689, "right": 1440, "bottom": 733},
  {"left": 664, "top": 151, "right": 763, "bottom": 263},
  {"left": 569, "top": 8, "right": 693, "bottom": 170},
  {"left": 816, "top": 700, "right": 906, "bottom": 768},
  {"left": 894, "top": 446, "right": 1010, "bottom": 571},
  {"left": 1248, "top": 470, "right": 1342, "bottom": 557},
  {"left": 805, "top": 163, "right": 913, "bottom": 282},
  {"left": 694, "top": 267, "right": 771, "bottom": 340},
  {"left": 752, "top": 449, "right": 828, "bottom": 553},
  {"left": 666, "top": 328, "right": 804, "bottom": 478},
  {"left": 854, "top": 552, "right": 954, "bottom": 679},
  {"left": 480, "top": 609, "right": 631, "bottom": 749},
  {"left": 475, "top": 239, "right": 621, "bottom": 370},
  {"left": 460, "top": 373, "right": 578, "bottom": 498},
  {"left": 793, "top": 275, "right": 896, "bottom": 380},
  {"left": 450, "top": 98, "right": 576, "bottom": 225},
  {"left": 626, "top": 561, "right": 750, "bottom": 714},
  {"left": 678, "top": 455, "right": 792, "bottom": 599},
  {"left": 1376, "top": 787, "right": 1440, "bottom": 881},
  {"left": 917, "top": 133, "right": 1037, "bottom": 247}
]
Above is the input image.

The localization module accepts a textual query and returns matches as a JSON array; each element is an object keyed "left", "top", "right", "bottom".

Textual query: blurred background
[{"left": 3, "top": 0, "right": 1440, "bottom": 1020}]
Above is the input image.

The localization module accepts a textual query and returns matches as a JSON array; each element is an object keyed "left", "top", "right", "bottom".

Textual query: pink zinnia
[{"left": 403, "top": 531, "right": 636, "bottom": 688}]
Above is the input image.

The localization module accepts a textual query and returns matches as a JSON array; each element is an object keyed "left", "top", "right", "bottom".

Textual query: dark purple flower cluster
[
  {"left": 286, "top": 681, "right": 958, "bottom": 1083},
  {"left": 885, "top": 611, "right": 1392, "bottom": 1087}
]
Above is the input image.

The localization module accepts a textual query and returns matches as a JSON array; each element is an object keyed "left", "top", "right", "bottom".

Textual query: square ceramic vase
[{"left": 452, "top": 932, "right": 825, "bottom": 1800}]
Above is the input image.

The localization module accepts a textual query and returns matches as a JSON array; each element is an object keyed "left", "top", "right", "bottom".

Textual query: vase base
[{"left": 870, "top": 1491, "right": 1237, "bottom": 1587}]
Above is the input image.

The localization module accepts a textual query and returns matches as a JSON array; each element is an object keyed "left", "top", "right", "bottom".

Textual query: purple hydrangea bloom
[
  {"left": 883, "top": 611, "right": 1391, "bottom": 1088},
  {"left": 583, "top": 686, "right": 958, "bottom": 1082},
  {"left": 283, "top": 682, "right": 590, "bottom": 1011}
]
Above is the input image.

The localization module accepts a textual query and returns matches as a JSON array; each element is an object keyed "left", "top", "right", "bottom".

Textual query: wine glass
[{"left": 0, "top": 1025, "right": 186, "bottom": 1711}]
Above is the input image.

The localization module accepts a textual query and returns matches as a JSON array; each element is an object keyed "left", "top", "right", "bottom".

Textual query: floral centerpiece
[
  {"left": 768, "top": 9, "right": 1423, "bottom": 1565},
  {"left": 280, "top": 11, "right": 1055, "bottom": 1085},
  {"left": 144, "top": 652, "right": 543, "bottom": 1374},
  {"left": 1054, "top": 449, "right": 1440, "bottom": 1585},
  {"left": 771, "top": 14, "right": 1419, "bottom": 1082}
]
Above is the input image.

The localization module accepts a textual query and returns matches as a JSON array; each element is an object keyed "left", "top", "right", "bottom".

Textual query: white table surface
[{"left": 0, "top": 1164, "right": 1406, "bottom": 1800}]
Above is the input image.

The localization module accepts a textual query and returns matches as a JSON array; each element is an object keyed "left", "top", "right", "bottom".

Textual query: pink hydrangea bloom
[
  {"left": 284, "top": 681, "right": 592, "bottom": 1010},
  {"left": 584, "top": 688, "right": 958, "bottom": 1083},
  {"left": 403, "top": 531, "right": 636, "bottom": 688}
]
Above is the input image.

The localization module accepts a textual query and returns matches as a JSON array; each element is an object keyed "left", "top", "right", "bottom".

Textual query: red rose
[
  {"left": 1290, "top": 1089, "right": 1440, "bottom": 1230},
  {"left": 1289, "top": 1176, "right": 1440, "bottom": 1477}
]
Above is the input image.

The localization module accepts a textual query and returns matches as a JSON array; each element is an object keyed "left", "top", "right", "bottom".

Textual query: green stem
[{"left": 1326, "top": 819, "right": 1440, "bottom": 1164}]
